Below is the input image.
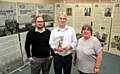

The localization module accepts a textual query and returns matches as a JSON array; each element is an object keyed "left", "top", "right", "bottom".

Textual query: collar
[
  {"left": 35, "top": 27, "right": 45, "bottom": 33},
  {"left": 57, "top": 25, "right": 69, "bottom": 31}
]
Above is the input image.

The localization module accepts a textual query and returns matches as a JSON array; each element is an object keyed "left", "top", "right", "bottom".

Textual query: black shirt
[{"left": 25, "top": 28, "right": 54, "bottom": 58}]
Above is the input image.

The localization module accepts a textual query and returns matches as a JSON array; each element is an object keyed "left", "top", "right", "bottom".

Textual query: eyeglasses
[
  {"left": 59, "top": 18, "right": 66, "bottom": 20},
  {"left": 36, "top": 21, "right": 44, "bottom": 23}
]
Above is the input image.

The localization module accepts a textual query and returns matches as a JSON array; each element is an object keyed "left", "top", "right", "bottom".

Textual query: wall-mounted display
[
  {"left": 36, "top": 4, "right": 53, "bottom": 31},
  {"left": 55, "top": 3, "right": 73, "bottom": 27},
  {"left": 73, "top": 3, "right": 92, "bottom": 33},
  {"left": 0, "top": 1, "right": 17, "bottom": 37},
  {"left": 0, "top": 1, "right": 23, "bottom": 73},
  {"left": 93, "top": 3, "right": 113, "bottom": 51},
  {"left": 109, "top": 3, "right": 120, "bottom": 56},
  {"left": 17, "top": 2, "right": 36, "bottom": 32}
]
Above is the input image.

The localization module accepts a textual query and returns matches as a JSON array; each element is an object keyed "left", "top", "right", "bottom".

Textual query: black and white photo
[
  {"left": 84, "top": 7, "right": 91, "bottom": 16},
  {"left": 36, "top": 4, "right": 53, "bottom": 30},
  {"left": 17, "top": 3, "right": 36, "bottom": 32},
  {"left": 104, "top": 8, "right": 111, "bottom": 17},
  {"left": 0, "top": 2, "right": 17, "bottom": 37}
]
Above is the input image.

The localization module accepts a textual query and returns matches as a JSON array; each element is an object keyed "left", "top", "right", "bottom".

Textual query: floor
[{"left": 12, "top": 52, "right": 120, "bottom": 74}]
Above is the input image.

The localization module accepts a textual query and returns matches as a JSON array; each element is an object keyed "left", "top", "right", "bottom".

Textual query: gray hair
[{"left": 57, "top": 12, "right": 67, "bottom": 19}]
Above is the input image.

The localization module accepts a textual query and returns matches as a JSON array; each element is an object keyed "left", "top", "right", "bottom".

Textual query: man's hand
[
  {"left": 63, "top": 45, "right": 72, "bottom": 51},
  {"left": 55, "top": 47, "right": 64, "bottom": 52},
  {"left": 29, "top": 57, "right": 34, "bottom": 62},
  {"left": 48, "top": 55, "right": 53, "bottom": 60}
]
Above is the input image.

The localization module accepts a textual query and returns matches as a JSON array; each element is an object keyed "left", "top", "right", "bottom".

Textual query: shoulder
[
  {"left": 78, "top": 37, "right": 83, "bottom": 42},
  {"left": 45, "top": 28, "right": 51, "bottom": 33},
  {"left": 51, "top": 27, "right": 58, "bottom": 33},
  {"left": 92, "top": 36, "right": 101, "bottom": 43},
  {"left": 66, "top": 26, "right": 75, "bottom": 31},
  {"left": 27, "top": 28, "right": 35, "bottom": 34},
  {"left": 26, "top": 28, "right": 35, "bottom": 37},
  {"left": 67, "top": 26, "right": 74, "bottom": 29}
]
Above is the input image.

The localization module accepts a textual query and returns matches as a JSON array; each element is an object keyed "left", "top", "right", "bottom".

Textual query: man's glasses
[{"left": 36, "top": 21, "right": 44, "bottom": 23}]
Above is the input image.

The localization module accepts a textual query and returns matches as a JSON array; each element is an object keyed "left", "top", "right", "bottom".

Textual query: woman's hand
[
  {"left": 94, "top": 68, "right": 99, "bottom": 74},
  {"left": 73, "top": 60, "right": 76, "bottom": 66}
]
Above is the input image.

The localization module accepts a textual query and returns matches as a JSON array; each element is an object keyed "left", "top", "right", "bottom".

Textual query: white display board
[
  {"left": 17, "top": 2, "right": 36, "bottom": 32},
  {"left": 93, "top": 3, "right": 113, "bottom": 51},
  {"left": 36, "top": 4, "right": 54, "bottom": 31},
  {"left": 109, "top": 3, "right": 120, "bottom": 56},
  {"left": 55, "top": 3, "right": 74, "bottom": 27},
  {"left": 0, "top": 1, "right": 17, "bottom": 37},
  {"left": 73, "top": 3, "right": 92, "bottom": 33}
]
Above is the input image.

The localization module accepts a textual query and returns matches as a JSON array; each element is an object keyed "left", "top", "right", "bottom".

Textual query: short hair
[
  {"left": 57, "top": 12, "right": 67, "bottom": 19},
  {"left": 34, "top": 15, "right": 44, "bottom": 23},
  {"left": 81, "top": 25, "right": 93, "bottom": 35}
]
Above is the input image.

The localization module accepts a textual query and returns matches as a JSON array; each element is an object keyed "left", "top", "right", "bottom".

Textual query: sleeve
[
  {"left": 69, "top": 28, "right": 77, "bottom": 50},
  {"left": 48, "top": 30, "right": 55, "bottom": 56},
  {"left": 25, "top": 32, "right": 31, "bottom": 58},
  {"left": 94, "top": 38, "right": 103, "bottom": 55},
  {"left": 50, "top": 48, "right": 55, "bottom": 56},
  {"left": 49, "top": 31, "right": 56, "bottom": 50}
]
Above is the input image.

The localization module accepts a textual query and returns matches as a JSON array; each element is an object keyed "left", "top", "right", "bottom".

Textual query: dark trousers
[
  {"left": 53, "top": 54, "right": 72, "bottom": 74},
  {"left": 78, "top": 70, "right": 94, "bottom": 74},
  {"left": 30, "top": 57, "right": 52, "bottom": 74}
]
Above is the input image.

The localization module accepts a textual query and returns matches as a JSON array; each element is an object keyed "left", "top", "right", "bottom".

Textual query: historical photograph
[
  {"left": 111, "top": 42, "right": 116, "bottom": 48},
  {"left": 4, "top": 14, "right": 18, "bottom": 35},
  {"left": 84, "top": 7, "right": 91, "bottom": 16},
  {"left": 95, "top": 4, "right": 98, "bottom": 7},
  {"left": 114, "top": 36, "right": 119, "bottom": 42},
  {"left": 104, "top": 8, "right": 112, "bottom": 17},
  {"left": 75, "top": 4, "right": 79, "bottom": 7},
  {"left": 102, "top": 33, "right": 108, "bottom": 42},
  {"left": 0, "top": 2, "right": 18, "bottom": 37},
  {"left": 56, "top": 4, "right": 60, "bottom": 7},
  {"left": 113, "top": 36, "right": 120, "bottom": 51},
  {"left": 43, "top": 14, "right": 53, "bottom": 28},
  {"left": 115, "top": 4, "right": 119, "bottom": 7},
  {"left": 17, "top": 3, "right": 36, "bottom": 32},
  {"left": 36, "top": 4, "right": 54, "bottom": 30},
  {"left": 94, "top": 32, "right": 107, "bottom": 47},
  {"left": 66, "top": 8, "right": 72, "bottom": 16}
]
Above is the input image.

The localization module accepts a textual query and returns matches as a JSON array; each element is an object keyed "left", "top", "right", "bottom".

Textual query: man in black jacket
[{"left": 25, "top": 15, "right": 54, "bottom": 74}]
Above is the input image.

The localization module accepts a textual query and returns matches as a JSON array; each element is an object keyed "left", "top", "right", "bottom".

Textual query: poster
[
  {"left": 17, "top": 2, "right": 37, "bottom": 64},
  {"left": 93, "top": 3, "right": 113, "bottom": 51},
  {"left": 55, "top": 3, "right": 73, "bottom": 27},
  {"left": 0, "top": 34, "right": 23, "bottom": 73},
  {"left": 109, "top": 3, "right": 120, "bottom": 56},
  {"left": 19, "top": 32, "right": 28, "bottom": 63},
  {"left": 36, "top": 4, "right": 53, "bottom": 31},
  {"left": 73, "top": 3, "right": 92, "bottom": 33},
  {"left": 17, "top": 2, "right": 36, "bottom": 32},
  {"left": 0, "top": 1, "right": 17, "bottom": 37}
]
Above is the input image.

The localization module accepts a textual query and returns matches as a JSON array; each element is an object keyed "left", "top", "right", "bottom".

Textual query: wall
[
  {"left": 59, "top": 0, "right": 120, "bottom": 3},
  {"left": 0, "top": 0, "right": 59, "bottom": 74},
  {"left": 1, "top": 0, "right": 120, "bottom": 4},
  {"left": 0, "top": 0, "right": 59, "bottom": 4}
]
